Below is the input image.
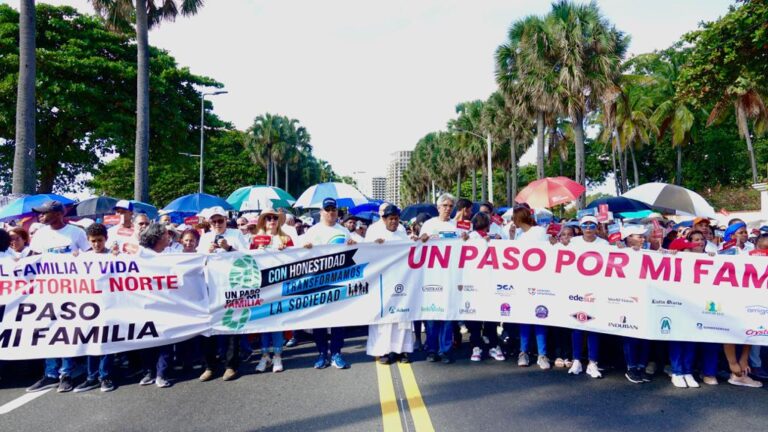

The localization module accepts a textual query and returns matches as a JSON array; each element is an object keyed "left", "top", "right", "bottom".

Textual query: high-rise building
[
  {"left": 386, "top": 150, "right": 411, "bottom": 207},
  {"left": 371, "top": 177, "right": 386, "bottom": 201}
]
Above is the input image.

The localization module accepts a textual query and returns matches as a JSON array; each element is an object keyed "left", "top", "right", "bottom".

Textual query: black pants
[
  {"left": 466, "top": 321, "right": 499, "bottom": 349},
  {"left": 203, "top": 335, "right": 240, "bottom": 370}
]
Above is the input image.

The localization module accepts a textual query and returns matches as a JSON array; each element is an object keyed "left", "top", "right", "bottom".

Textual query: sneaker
[
  {"left": 256, "top": 355, "right": 272, "bottom": 373},
  {"left": 471, "top": 347, "right": 482, "bottom": 362},
  {"left": 100, "top": 379, "right": 115, "bottom": 392},
  {"left": 728, "top": 374, "right": 763, "bottom": 388},
  {"left": 399, "top": 353, "right": 410, "bottom": 364},
  {"left": 285, "top": 338, "right": 297, "bottom": 348},
  {"left": 684, "top": 374, "right": 700, "bottom": 388},
  {"left": 273, "top": 354, "right": 284, "bottom": 373},
  {"left": 57, "top": 375, "right": 74, "bottom": 393},
  {"left": 641, "top": 370, "right": 653, "bottom": 382},
  {"left": 139, "top": 372, "right": 155, "bottom": 386},
  {"left": 199, "top": 369, "right": 215, "bottom": 382},
  {"left": 625, "top": 368, "right": 643, "bottom": 384},
  {"left": 426, "top": 352, "right": 439, "bottom": 363},
  {"left": 26, "top": 376, "right": 59, "bottom": 393},
  {"left": 314, "top": 354, "right": 329, "bottom": 369},
  {"left": 645, "top": 361, "right": 657, "bottom": 375},
  {"left": 489, "top": 346, "right": 505, "bottom": 361},
  {"left": 749, "top": 366, "right": 768, "bottom": 380},
  {"left": 568, "top": 359, "right": 583, "bottom": 375},
  {"left": 537, "top": 355, "right": 551, "bottom": 370},
  {"left": 517, "top": 352, "right": 530, "bottom": 367},
  {"left": 74, "top": 378, "right": 100, "bottom": 393},
  {"left": 555, "top": 357, "right": 566, "bottom": 368},
  {"left": 155, "top": 376, "right": 171, "bottom": 388},
  {"left": 440, "top": 353, "right": 454, "bottom": 364},
  {"left": 671, "top": 374, "right": 688, "bottom": 388},
  {"left": 223, "top": 368, "right": 238, "bottom": 381},
  {"left": 586, "top": 361, "right": 602, "bottom": 379},
  {"left": 331, "top": 353, "right": 349, "bottom": 369},
  {"left": 702, "top": 376, "right": 718, "bottom": 386}
]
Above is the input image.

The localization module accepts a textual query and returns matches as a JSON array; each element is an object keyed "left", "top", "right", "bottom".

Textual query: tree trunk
[
  {"left": 741, "top": 107, "right": 760, "bottom": 184},
  {"left": 536, "top": 111, "right": 545, "bottom": 179},
  {"left": 267, "top": 150, "right": 273, "bottom": 186},
  {"left": 675, "top": 144, "right": 682, "bottom": 186},
  {"left": 471, "top": 167, "right": 477, "bottom": 201},
  {"left": 134, "top": 0, "right": 150, "bottom": 202},
  {"left": 628, "top": 143, "right": 639, "bottom": 188},
  {"left": 12, "top": 0, "right": 36, "bottom": 195},
  {"left": 273, "top": 162, "right": 278, "bottom": 188},
  {"left": 456, "top": 172, "right": 461, "bottom": 198},
  {"left": 511, "top": 138, "right": 518, "bottom": 204},
  {"left": 38, "top": 157, "right": 56, "bottom": 194},
  {"left": 611, "top": 137, "right": 620, "bottom": 196},
  {"left": 505, "top": 171, "right": 511, "bottom": 207},
  {"left": 616, "top": 133, "right": 627, "bottom": 193},
  {"left": 481, "top": 166, "right": 487, "bottom": 202},
  {"left": 572, "top": 110, "right": 586, "bottom": 208},
  {"left": 284, "top": 163, "right": 289, "bottom": 194}
]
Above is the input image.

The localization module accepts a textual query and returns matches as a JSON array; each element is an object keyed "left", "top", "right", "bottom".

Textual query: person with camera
[{"left": 196, "top": 206, "right": 248, "bottom": 254}]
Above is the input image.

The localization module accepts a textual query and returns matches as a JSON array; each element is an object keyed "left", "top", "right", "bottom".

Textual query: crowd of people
[{"left": 0, "top": 194, "right": 766, "bottom": 395}]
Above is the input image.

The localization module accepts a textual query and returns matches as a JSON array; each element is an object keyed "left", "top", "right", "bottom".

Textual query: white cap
[
  {"left": 621, "top": 224, "right": 647, "bottom": 240},
  {"left": 199, "top": 206, "right": 228, "bottom": 220},
  {"left": 579, "top": 215, "right": 598, "bottom": 225},
  {"left": 114, "top": 199, "right": 133, "bottom": 211}
]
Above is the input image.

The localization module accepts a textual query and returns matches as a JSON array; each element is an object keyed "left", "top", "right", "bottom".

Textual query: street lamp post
[
  {"left": 455, "top": 129, "right": 493, "bottom": 203},
  {"left": 200, "top": 90, "right": 228, "bottom": 193}
]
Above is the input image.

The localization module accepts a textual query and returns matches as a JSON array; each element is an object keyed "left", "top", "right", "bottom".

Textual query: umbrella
[
  {"left": 227, "top": 185, "right": 296, "bottom": 211},
  {"left": 515, "top": 177, "right": 586, "bottom": 208},
  {"left": 163, "top": 193, "right": 233, "bottom": 214},
  {"left": 349, "top": 202, "right": 382, "bottom": 216},
  {"left": 622, "top": 183, "right": 716, "bottom": 218},
  {"left": 586, "top": 196, "right": 652, "bottom": 214},
  {"left": 401, "top": 203, "right": 438, "bottom": 221},
  {"left": 293, "top": 182, "right": 369, "bottom": 209},
  {"left": 0, "top": 193, "right": 76, "bottom": 221},
  {"left": 130, "top": 200, "right": 158, "bottom": 219},
  {"left": 70, "top": 196, "right": 119, "bottom": 218},
  {"left": 353, "top": 211, "right": 380, "bottom": 223}
]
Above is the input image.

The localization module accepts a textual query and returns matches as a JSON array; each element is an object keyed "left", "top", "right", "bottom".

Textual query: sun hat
[{"left": 257, "top": 208, "right": 285, "bottom": 231}]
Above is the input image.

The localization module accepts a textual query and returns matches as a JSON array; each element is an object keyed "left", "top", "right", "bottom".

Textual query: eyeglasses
[
  {"left": 580, "top": 223, "right": 597, "bottom": 229},
  {"left": 237, "top": 223, "right": 247, "bottom": 227},
  {"left": 323, "top": 207, "right": 338, "bottom": 212},
  {"left": 264, "top": 215, "right": 279, "bottom": 222},
  {"left": 210, "top": 219, "right": 226, "bottom": 225}
]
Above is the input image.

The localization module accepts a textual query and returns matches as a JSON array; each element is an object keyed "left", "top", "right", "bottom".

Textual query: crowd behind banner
[{"left": 1, "top": 195, "right": 767, "bottom": 394}]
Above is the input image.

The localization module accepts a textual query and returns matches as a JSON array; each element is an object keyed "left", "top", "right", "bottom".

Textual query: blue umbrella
[
  {"left": 353, "top": 211, "right": 380, "bottom": 222},
  {"left": 401, "top": 203, "right": 438, "bottom": 221},
  {"left": 0, "top": 193, "right": 76, "bottom": 221},
  {"left": 162, "top": 193, "right": 233, "bottom": 214},
  {"left": 349, "top": 202, "right": 382, "bottom": 215},
  {"left": 130, "top": 200, "right": 158, "bottom": 219},
  {"left": 586, "top": 196, "right": 652, "bottom": 214}
]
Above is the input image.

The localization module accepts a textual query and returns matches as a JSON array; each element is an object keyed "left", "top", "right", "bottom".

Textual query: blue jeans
[
  {"left": 45, "top": 358, "right": 75, "bottom": 378},
  {"left": 314, "top": 327, "right": 345, "bottom": 356},
  {"left": 572, "top": 330, "right": 599, "bottom": 362},
  {"left": 700, "top": 343, "right": 720, "bottom": 377},
  {"left": 142, "top": 346, "right": 171, "bottom": 379},
  {"left": 87, "top": 355, "right": 113, "bottom": 381},
  {"left": 425, "top": 321, "right": 453, "bottom": 354},
  {"left": 623, "top": 337, "right": 649, "bottom": 370},
  {"left": 749, "top": 345, "right": 763, "bottom": 368},
  {"left": 262, "top": 331, "right": 284, "bottom": 354},
  {"left": 519, "top": 324, "right": 547, "bottom": 356},
  {"left": 669, "top": 341, "right": 696, "bottom": 375}
]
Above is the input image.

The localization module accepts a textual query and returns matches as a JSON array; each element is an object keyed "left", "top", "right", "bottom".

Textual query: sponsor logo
[
  {"left": 571, "top": 312, "right": 594, "bottom": 323},
  {"left": 746, "top": 305, "right": 768, "bottom": 316},
  {"left": 393, "top": 284, "right": 407, "bottom": 297},
  {"left": 458, "top": 284, "right": 478, "bottom": 292},
  {"left": 568, "top": 293, "right": 596, "bottom": 303},
  {"left": 703, "top": 301, "right": 723, "bottom": 316},
  {"left": 660, "top": 317, "right": 672, "bottom": 334},
  {"left": 222, "top": 308, "right": 251, "bottom": 330},
  {"left": 500, "top": 303, "right": 511, "bottom": 317},
  {"left": 459, "top": 301, "right": 477, "bottom": 315},
  {"left": 495, "top": 284, "right": 514, "bottom": 296},
  {"left": 528, "top": 288, "right": 556, "bottom": 297},
  {"left": 696, "top": 322, "right": 729, "bottom": 332},
  {"left": 421, "top": 304, "right": 445, "bottom": 313},
  {"left": 347, "top": 282, "right": 369, "bottom": 297},
  {"left": 746, "top": 326, "right": 768, "bottom": 337},
  {"left": 608, "top": 316, "right": 639, "bottom": 330},
  {"left": 422, "top": 285, "right": 443, "bottom": 293},
  {"left": 389, "top": 306, "right": 410, "bottom": 314},
  {"left": 651, "top": 299, "right": 682, "bottom": 307},
  {"left": 535, "top": 305, "right": 549, "bottom": 319},
  {"left": 608, "top": 296, "right": 639, "bottom": 305},
  {"left": 229, "top": 255, "right": 262, "bottom": 289}
]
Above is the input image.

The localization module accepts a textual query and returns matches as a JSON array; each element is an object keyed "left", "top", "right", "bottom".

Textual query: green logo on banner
[
  {"left": 229, "top": 255, "right": 261, "bottom": 289},
  {"left": 222, "top": 308, "right": 251, "bottom": 330}
]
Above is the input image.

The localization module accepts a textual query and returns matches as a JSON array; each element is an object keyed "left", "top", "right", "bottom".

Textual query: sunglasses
[
  {"left": 264, "top": 215, "right": 279, "bottom": 222},
  {"left": 210, "top": 219, "right": 226, "bottom": 224},
  {"left": 580, "top": 223, "right": 597, "bottom": 229},
  {"left": 237, "top": 223, "right": 247, "bottom": 227},
  {"left": 323, "top": 207, "right": 338, "bottom": 212}
]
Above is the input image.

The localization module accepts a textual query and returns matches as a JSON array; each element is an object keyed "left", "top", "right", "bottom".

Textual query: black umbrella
[
  {"left": 70, "top": 196, "right": 119, "bottom": 218},
  {"left": 401, "top": 203, "right": 438, "bottom": 221},
  {"left": 585, "top": 197, "right": 652, "bottom": 214}
]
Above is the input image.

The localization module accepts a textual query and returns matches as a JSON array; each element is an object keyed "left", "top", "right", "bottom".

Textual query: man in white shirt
[
  {"left": 197, "top": 206, "right": 248, "bottom": 253},
  {"left": 107, "top": 200, "right": 143, "bottom": 254},
  {"left": 420, "top": 193, "right": 469, "bottom": 241},
  {"left": 367, "top": 202, "right": 405, "bottom": 240}
]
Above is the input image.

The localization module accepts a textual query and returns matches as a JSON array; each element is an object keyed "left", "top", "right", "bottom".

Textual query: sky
[{"left": 7, "top": 0, "right": 736, "bottom": 186}]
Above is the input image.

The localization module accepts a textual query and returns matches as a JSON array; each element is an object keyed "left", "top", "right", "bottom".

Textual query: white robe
[{"left": 365, "top": 227, "right": 414, "bottom": 356}]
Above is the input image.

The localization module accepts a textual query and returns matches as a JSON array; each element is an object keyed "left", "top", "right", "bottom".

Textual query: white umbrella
[
  {"left": 293, "top": 182, "right": 369, "bottom": 209},
  {"left": 622, "top": 183, "right": 716, "bottom": 218}
]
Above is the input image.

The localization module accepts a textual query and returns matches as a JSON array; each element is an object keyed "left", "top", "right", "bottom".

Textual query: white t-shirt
[
  {"left": 516, "top": 225, "right": 550, "bottom": 243},
  {"left": 8, "top": 247, "right": 32, "bottom": 260},
  {"left": 420, "top": 218, "right": 469, "bottom": 239},
  {"left": 300, "top": 223, "right": 351, "bottom": 246},
  {"left": 197, "top": 228, "right": 249, "bottom": 253},
  {"left": 29, "top": 224, "right": 90, "bottom": 254},
  {"left": 705, "top": 241, "right": 718, "bottom": 254},
  {"left": 569, "top": 235, "right": 609, "bottom": 246},
  {"left": 489, "top": 222, "right": 508, "bottom": 239},
  {"left": 107, "top": 225, "right": 139, "bottom": 253},
  {"left": 364, "top": 225, "right": 410, "bottom": 243},
  {"left": 367, "top": 220, "right": 406, "bottom": 239}
]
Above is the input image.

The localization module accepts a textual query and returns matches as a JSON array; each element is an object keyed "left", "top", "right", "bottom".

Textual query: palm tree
[
  {"left": 652, "top": 100, "right": 694, "bottom": 186},
  {"left": 707, "top": 76, "right": 768, "bottom": 184},
  {"left": 284, "top": 125, "right": 310, "bottom": 194},
  {"left": 12, "top": 0, "right": 36, "bottom": 194},
  {"left": 91, "top": 0, "right": 204, "bottom": 201},
  {"left": 244, "top": 113, "right": 284, "bottom": 186},
  {"left": 451, "top": 100, "right": 486, "bottom": 201},
  {"left": 617, "top": 87, "right": 657, "bottom": 188}
]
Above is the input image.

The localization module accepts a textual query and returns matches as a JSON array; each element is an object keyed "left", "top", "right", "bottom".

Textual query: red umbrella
[{"left": 515, "top": 177, "right": 586, "bottom": 208}]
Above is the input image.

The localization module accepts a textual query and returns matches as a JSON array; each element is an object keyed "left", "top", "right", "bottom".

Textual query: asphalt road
[{"left": 2, "top": 333, "right": 768, "bottom": 432}]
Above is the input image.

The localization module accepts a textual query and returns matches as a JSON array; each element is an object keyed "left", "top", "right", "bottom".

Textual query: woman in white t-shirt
[{"left": 8, "top": 227, "right": 32, "bottom": 260}]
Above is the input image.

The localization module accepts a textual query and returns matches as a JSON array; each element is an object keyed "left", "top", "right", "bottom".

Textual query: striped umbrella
[
  {"left": 227, "top": 185, "right": 296, "bottom": 210},
  {"left": 515, "top": 177, "right": 586, "bottom": 208},
  {"left": 293, "top": 182, "right": 369, "bottom": 209},
  {"left": 622, "top": 183, "right": 716, "bottom": 218}
]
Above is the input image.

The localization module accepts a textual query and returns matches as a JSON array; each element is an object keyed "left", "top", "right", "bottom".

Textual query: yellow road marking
[
  {"left": 397, "top": 363, "right": 435, "bottom": 432},
  {"left": 376, "top": 362, "right": 403, "bottom": 432}
]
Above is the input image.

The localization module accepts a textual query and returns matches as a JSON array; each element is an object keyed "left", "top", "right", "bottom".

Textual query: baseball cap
[
  {"left": 322, "top": 197, "right": 337, "bottom": 210},
  {"left": 114, "top": 199, "right": 134, "bottom": 212},
  {"left": 32, "top": 200, "right": 64, "bottom": 213},
  {"left": 693, "top": 217, "right": 710, "bottom": 226},
  {"left": 199, "top": 206, "right": 228, "bottom": 220},
  {"left": 621, "top": 225, "right": 647, "bottom": 240},
  {"left": 382, "top": 204, "right": 401, "bottom": 218},
  {"left": 668, "top": 238, "right": 698, "bottom": 251},
  {"left": 579, "top": 215, "right": 598, "bottom": 225},
  {"left": 342, "top": 213, "right": 357, "bottom": 223}
]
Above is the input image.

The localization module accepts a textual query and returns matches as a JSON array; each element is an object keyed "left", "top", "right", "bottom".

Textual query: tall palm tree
[
  {"left": 652, "top": 100, "right": 694, "bottom": 186},
  {"left": 617, "top": 87, "right": 657, "bottom": 188},
  {"left": 244, "top": 113, "right": 284, "bottom": 186},
  {"left": 451, "top": 100, "right": 486, "bottom": 201},
  {"left": 707, "top": 76, "right": 768, "bottom": 184},
  {"left": 12, "top": 0, "right": 36, "bottom": 194},
  {"left": 284, "top": 125, "right": 310, "bottom": 194},
  {"left": 91, "top": 0, "right": 204, "bottom": 201}
]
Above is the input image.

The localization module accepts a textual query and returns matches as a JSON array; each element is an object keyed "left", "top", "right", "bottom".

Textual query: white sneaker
[
  {"left": 586, "top": 361, "right": 602, "bottom": 379},
  {"left": 517, "top": 352, "right": 530, "bottom": 367},
  {"left": 683, "top": 374, "right": 699, "bottom": 388},
  {"left": 489, "top": 346, "right": 505, "bottom": 361},
  {"left": 460, "top": 324, "right": 469, "bottom": 335},
  {"left": 272, "top": 354, "right": 284, "bottom": 373},
  {"left": 671, "top": 374, "right": 688, "bottom": 388},
  {"left": 155, "top": 376, "right": 171, "bottom": 388},
  {"left": 728, "top": 374, "right": 763, "bottom": 388},
  {"left": 255, "top": 355, "right": 271, "bottom": 373},
  {"left": 537, "top": 355, "right": 551, "bottom": 370},
  {"left": 568, "top": 359, "right": 583, "bottom": 375},
  {"left": 471, "top": 347, "right": 482, "bottom": 362}
]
